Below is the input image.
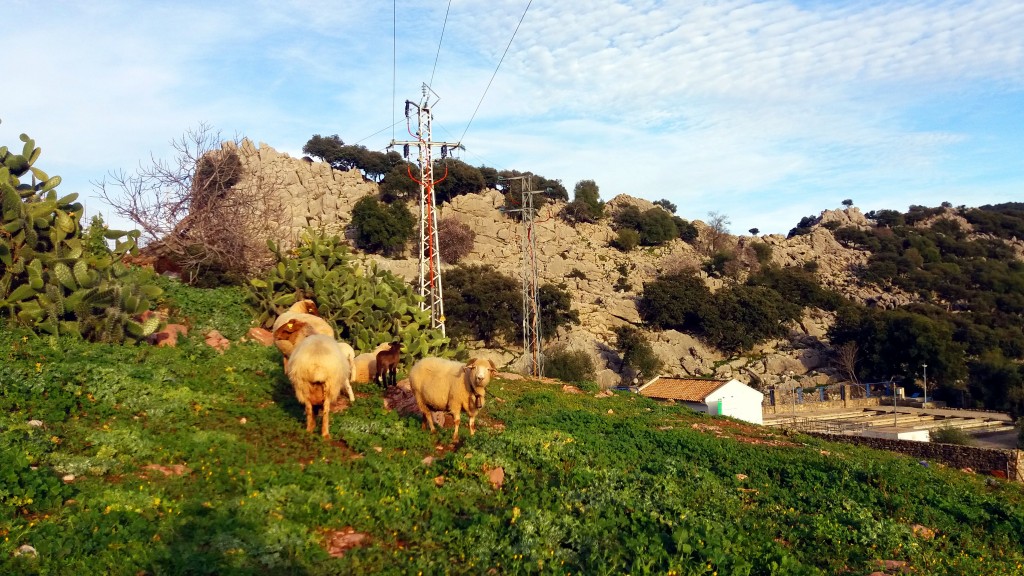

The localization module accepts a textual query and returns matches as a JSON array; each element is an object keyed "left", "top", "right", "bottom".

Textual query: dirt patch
[
  {"left": 321, "top": 526, "right": 371, "bottom": 558},
  {"left": 140, "top": 464, "right": 192, "bottom": 478}
]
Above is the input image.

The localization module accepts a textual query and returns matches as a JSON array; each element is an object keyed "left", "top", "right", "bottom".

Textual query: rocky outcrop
[{"left": 224, "top": 143, "right": 951, "bottom": 390}]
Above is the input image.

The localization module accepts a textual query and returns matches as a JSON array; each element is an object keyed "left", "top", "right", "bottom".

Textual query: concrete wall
[{"left": 809, "top": 432, "right": 1023, "bottom": 482}]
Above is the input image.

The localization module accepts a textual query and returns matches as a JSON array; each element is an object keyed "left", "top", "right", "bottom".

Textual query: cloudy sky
[{"left": 3, "top": 0, "right": 1022, "bottom": 235}]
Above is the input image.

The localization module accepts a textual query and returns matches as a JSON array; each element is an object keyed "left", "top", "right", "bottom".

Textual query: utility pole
[
  {"left": 390, "top": 84, "right": 461, "bottom": 336},
  {"left": 499, "top": 175, "right": 547, "bottom": 378},
  {"left": 922, "top": 363, "right": 928, "bottom": 406}
]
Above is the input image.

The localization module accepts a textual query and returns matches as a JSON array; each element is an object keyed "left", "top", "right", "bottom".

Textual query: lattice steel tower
[
  {"left": 391, "top": 84, "right": 460, "bottom": 335},
  {"left": 502, "top": 175, "right": 545, "bottom": 377}
]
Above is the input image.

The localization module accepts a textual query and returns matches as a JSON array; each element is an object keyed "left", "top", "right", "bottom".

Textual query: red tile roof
[{"left": 639, "top": 377, "right": 729, "bottom": 403}]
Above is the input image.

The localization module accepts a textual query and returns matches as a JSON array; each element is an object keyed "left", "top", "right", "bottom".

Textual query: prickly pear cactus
[
  {"left": 248, "top": 229, "right": 453, "bottom": 359},
  {"left": 0, "top": 128, "right": 162, "bottom": 342}
]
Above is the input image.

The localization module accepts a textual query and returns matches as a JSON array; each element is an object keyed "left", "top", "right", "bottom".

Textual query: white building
[{"left": 638, "top": 377, "right": 765, "bottom": 425}]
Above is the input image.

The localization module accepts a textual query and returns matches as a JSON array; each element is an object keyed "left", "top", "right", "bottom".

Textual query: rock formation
[{"left": 220, "top": 142, "right": 939, "bottom": 389}]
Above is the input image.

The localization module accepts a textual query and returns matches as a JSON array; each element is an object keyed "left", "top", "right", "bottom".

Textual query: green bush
[
  {"left": 248, "top": 229, "right": 450, "bottom": 357},
  {"left": 613, "top": 325, "right": 663, "bottom": 380},
  {"left": 1, "top": 130, "right": 162, "bottom": 343},
  {"left": 752, "top": 242, "right": 773, "bottom": 265},
  {"left": 930, "top": 426, "right": 975, "bottom": 446},
  {"left": 612, "top": 228, "right": 639, "bottom": 251},
  {"left": 350, "top": 195, "right": 415, "bottom": 256},
  {"left": 638, "top": 271, "right": 709, "bottom": 333},
  {"left": 544, "top": 346, "right": 596, "bottom": 383},
  {"left": 442, "top": 264, "right": 521, "bottom": 345}
]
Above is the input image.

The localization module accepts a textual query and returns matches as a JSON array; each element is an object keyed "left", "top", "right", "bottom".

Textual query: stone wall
[{"left": 810, "top": 432, "right": 1023, "bottom": 482}]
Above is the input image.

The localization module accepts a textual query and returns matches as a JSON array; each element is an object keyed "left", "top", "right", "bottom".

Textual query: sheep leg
[
  {"left": 304, "top": 402, "right": 315, "bottom": 433},
  {"left": 415, "top": 396, "right": 436, "bottom": 433},
  {"left": 321, "top": 398, "right": 331, "bottom": 439},
  {"left": 468, "top": 413, "right": 476, "bottom": 436},
  {"left": 451, "top": 408, "right": 462, "bottom": 442},
  {"left": 344, "top": 378, "right": 355, "bottom": 402}
]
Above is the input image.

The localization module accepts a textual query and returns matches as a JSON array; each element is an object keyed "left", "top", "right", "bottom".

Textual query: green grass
[{"left": 2, "top": 286, "right": 1024, "bottom": 574}]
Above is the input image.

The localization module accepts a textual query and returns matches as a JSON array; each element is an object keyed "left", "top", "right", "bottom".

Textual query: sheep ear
[
  {"left": 486, "top": 359, "right": 497, "bottom": 371},
  {"left": 306, "top": 300, "right": 319, "bottom": 316},
  {"left": 274, "top": 319, "right": 308, "bottom": 341}
]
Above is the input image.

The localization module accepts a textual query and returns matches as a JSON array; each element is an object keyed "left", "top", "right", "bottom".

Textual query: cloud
[{"left": 2, "top": 0, "right": 1023, "bottom": 236}]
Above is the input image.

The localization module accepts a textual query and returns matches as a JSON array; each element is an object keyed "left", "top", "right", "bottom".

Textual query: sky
[{"left": 2, "top": 0, "right": 1023, "bottom": 236}]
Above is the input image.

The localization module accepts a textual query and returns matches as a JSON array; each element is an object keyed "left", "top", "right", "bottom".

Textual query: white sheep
[
  {"left": 272, "top": 313, "right": 334, "bottom": 368},
  {"left": 285, "top": 333, "right": 354, "bottom": 438},
  {"left": 351, "top": 342, "right": 393, "bottom": 384},
  {"left": 407, "top": 357, "right": 498, "bottom": 442}
]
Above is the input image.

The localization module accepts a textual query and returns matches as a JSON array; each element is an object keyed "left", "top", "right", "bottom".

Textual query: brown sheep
[
  {"left": 374, "top": 341, "right": 402, "bottom": 388},
  {"left": 351, "top": 342, "right": 393, "bottom": 384},
  {"left": 407, "top": 357, "right": 498, "bottom": 442},
  {"left": 285, "top": 333, "right": 354, "bottom": 438}
]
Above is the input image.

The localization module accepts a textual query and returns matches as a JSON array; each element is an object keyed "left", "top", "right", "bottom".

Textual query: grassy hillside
[{"left": 2, "top": 287, "right": 1023, "bottom": 575}]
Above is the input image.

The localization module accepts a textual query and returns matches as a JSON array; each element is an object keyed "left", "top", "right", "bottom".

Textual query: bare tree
[
  {"left": 701, "top": 211, "right": 732, "bottom": 256},
  {"left": 832, "top": 341, "right": 860, "bottom": 384},
  {"left": 96, "top": 123, "right": 284, "bottom": 282}
]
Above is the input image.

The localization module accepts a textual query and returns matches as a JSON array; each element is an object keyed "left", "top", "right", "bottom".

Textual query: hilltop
[{"left": 211, "top": 140, "right": 1024, "bottom": 402}]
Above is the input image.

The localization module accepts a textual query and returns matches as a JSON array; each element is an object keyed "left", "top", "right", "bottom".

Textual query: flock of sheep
[{"left": 270, "top": 300, "right": 498, "bottom": 441}]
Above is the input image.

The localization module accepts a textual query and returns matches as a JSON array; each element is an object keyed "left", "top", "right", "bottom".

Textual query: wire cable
[
  {"left": 392, "top": 0, "right": 397, "bottom": 142},
  {"left": 458, "top": 0, "right": 533, "bottom": 144},
  {"left": 429, "top": 0, "right": 453, "bottom": 89}
]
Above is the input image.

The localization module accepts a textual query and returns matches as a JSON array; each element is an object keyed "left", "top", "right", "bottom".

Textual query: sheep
[
  {"left": 374, "top": 341, "right": 402, "bottom": 388},
  {"left": 351, "top": 342, "right": 393, "bottom": 384},
  {"left": 272, "top": 312, "right": 334, "bottom": 369},
  {"left": 407, "top": 357, "right": 498, "bottom": 442},
  {"left": 285, "top": 333, "right": 354, "bottom": 438}
]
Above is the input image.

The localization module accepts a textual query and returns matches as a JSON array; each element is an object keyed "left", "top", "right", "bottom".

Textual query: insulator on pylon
[
  {"left": 403, "top": 144, "right": 410, "bottom": 158},
  {"left": 405, "top": 101, "right": 412, "bottom": 118},
  {"left": 441, "top": 145, "right": 448, "bottom": 159}
]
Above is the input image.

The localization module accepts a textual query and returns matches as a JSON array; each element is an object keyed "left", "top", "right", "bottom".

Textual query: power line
[
  {"left": 353, "top": 120, "right": 405, "bottom": 146},
  {"left": 459, "top": 0, "right": 534, "bottom": 144},
  {"left": 392, "top": 0, "right": 397, "bottom": 142},
  {"left": 429, "top": 0, "right": 453, "bottom": 89}
]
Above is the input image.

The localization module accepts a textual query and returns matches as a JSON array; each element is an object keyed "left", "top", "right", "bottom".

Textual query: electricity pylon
[
  {"left": 501, "top": 175, "right": 546, "bottom": 377},
  {"left": 390, "top": 84, "right": 460, "bottom": 336}
]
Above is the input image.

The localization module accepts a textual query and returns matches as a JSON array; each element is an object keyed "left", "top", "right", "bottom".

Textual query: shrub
[
  {"left": 654, "top": 199, "right": 677, "bottom": 213},
  {"left": 539, "top": 283, "right": 580, "bottom": 337},
  {"left": 673, "top": 216, "right": 699, "bottom": 243},
  {"left": 751, "top": 242, "right": 773, "bottom": 265},
  {"left": 639, "top": 271, "right": 710, "bottom": 332},
  {"left": 379, "top": 163, "right": 420, "bottom": 202},
  {"left": 1, "top": 132, "right": 162, "bottom": 343},
  {"left": 437, "top": 216, "right": 475, "bottom": 264},
  {"left": 612, "top": 229, "right": 639, "bottom": 251},
  {"left": 613, "top": 325, "right": 663, "bottom": 381},
  {"left": 703, "top": 251, "right": 735, "bottom": 277},
  {"left": 544, "top": 346, "right": 597, "bottom": 383},
  {"left": 350, "top": 195, "right": 415, "bottom": 256},
  {"left": 930, "top": 426, "right": 975, "bottom": 446},
  {"left": 248, "top": 230, "right": 450, "bottom": 357},
  {"left": 442, "top": 264, "right": 521, "bottom": 345}
]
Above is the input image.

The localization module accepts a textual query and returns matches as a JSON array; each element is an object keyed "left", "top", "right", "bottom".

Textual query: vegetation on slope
[{"left": 2, "top": 284, "right": 1024, "bottom": 574}]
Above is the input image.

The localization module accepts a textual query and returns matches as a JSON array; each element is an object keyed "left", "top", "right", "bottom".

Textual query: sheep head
[
  {"left": 273, "top": 319, "right": 314, "bottom": 347},
  {"left": 463, "top": 358, "right": 497, "bottom": 408},
  {"left": 288, "top": 299, "right": 319, "bottom": 316}
]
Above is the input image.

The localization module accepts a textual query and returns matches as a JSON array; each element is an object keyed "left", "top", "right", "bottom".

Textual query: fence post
[
  {"left": 797, "top": 387, "right": 804, "bottom": 404},
  {"left": 818, "top": 386, "right": 825, "bottom": 401},
  {"left": 865, "top": 383, "right": 870, "bottom": 398}
]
